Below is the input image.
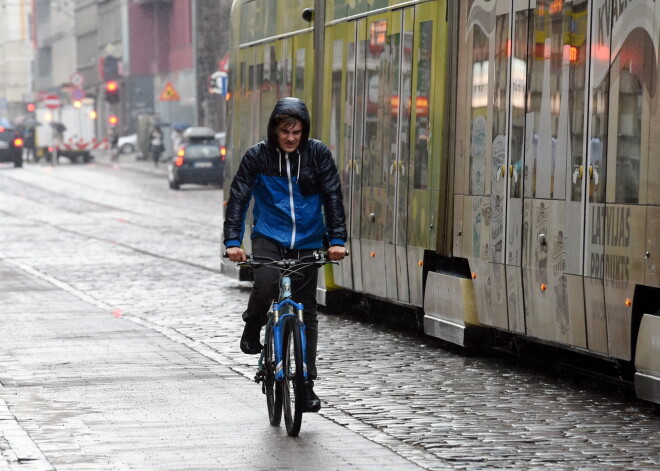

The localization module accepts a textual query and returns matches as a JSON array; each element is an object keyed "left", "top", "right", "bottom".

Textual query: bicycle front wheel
[
  {"left": 264, "top": 324, "right": 282, "bottom": 426},
  {"left": 281, "top": 315, "right": 305, "bottom": 437}
]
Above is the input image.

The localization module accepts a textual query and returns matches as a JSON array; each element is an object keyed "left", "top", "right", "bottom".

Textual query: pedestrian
[
  {"left": 150, "top": 125, "right": 164, "bottom": 166},
  {"left": 24, "top": 128, "right": 35, "bottom": 162},
  {"left": 223, "top": 97, "right": 347, "bottom": 413},
  {"left": 110, "top": 129, "right": 119, "bottom": 162}
]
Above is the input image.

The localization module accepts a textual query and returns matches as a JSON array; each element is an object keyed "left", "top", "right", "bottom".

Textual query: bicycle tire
[
  {"left": 264, "top": 324, "right": 282, "bottom": 426},
  {"left": 281, "top": 315, "right": 305, "bottom": 436}
]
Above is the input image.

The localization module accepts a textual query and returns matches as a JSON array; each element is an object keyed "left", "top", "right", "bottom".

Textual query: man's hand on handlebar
[
  {"left": 327, "top": 245, "right": 347, "bottom": 261},
  {"left": 226, "top": 246, "right": 247, "bottom": 263}
]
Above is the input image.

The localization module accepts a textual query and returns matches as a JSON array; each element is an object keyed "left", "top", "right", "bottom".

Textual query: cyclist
[{"left": 224, "top": 97, "right": 347, "bottom": 412}]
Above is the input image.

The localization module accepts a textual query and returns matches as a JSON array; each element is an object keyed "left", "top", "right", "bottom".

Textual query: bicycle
[{"left": 236, "top": 251, "right": 341, "bottom": 437}]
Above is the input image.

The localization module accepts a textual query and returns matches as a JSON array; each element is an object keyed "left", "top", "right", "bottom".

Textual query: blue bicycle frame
[{"left": 271, "top": 275, "right": 308, "bottom": 381}]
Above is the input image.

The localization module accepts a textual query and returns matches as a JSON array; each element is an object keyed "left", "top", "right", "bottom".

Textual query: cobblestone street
[{"left": 0, "top": 156, "right": 658, "bottom": 469}]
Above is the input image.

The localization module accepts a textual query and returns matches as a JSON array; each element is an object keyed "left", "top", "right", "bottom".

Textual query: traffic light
[
  {"left": 108, "top": 115, "right": 118, "bottom": 126},
  {"left": 105, "top": 81, "right": 120, "bottom": 103},
  {"left": 103, "top": 55, "right": 119, "bottom": 80},
  {"left": 26, "top": 103, "right": 35, "bottom": 112}
]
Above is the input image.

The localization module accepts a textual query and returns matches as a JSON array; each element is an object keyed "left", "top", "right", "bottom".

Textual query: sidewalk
[{"left": 0, "top": 258, "right": 421, "bottom": 470}]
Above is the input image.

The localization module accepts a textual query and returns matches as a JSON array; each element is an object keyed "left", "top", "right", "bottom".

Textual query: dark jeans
[{"left": 244, "top": 237, "right": 320, "bottom": 379}]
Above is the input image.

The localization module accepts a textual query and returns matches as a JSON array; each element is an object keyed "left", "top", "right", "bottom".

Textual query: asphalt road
[{"left": 0, "top": 153, "right": 658, "bottom": 470}]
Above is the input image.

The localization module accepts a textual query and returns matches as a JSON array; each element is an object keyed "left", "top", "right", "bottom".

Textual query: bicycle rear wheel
[
  {"left": 264, "top": 324, "right": 282, "bottom": 426},
  {"left": 281, "top": 315, "right": 305, "bottom": 437}
]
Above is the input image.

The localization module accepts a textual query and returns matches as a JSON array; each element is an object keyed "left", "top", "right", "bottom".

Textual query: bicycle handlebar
[{"left": 222, "top": 249, "right": 349, "bottom": 268}]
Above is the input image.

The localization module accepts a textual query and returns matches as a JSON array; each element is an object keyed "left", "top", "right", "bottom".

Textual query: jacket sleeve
[
  {"left": 223, "top": 150, "right": 257, "bottom": 247},
  {"left": 316, "top": 143, "right": 347, "bottom": 245}
]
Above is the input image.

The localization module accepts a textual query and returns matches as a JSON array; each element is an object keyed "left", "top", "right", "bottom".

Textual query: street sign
[
  {"left": 71, "top": 88, "right": 85, "bottom": 101},
  {"left": 44, "top": 94, "right": 61, "bottom": 110},
  {"left": 209, "top": 71, "right": 228, "bottom": 96},
  {"left": 70, "top": 72, "right": 84, "bottom": 88},
  {"left": 159, "top": 82, "right": 180, "bottom": 101}
]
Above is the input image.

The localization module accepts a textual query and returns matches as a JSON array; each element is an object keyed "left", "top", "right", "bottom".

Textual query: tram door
[
  {"left": 520, "top": 2, "right": 591, "bottom": 347},
  {"left": 584, "top": 0, "right": 655, "bottom": 360},
  {"left": 326, "top": 22, "right": 358, "bottom": 291},
  {"left": 358, "top": 9, "right": 417, "bottom": 302},
  {"left": 462, "top": 0, "right": 512, "bottom": 330},
  {"left": 324, "top": 5, "right": 442, "bottom": 305},
  {"left": 406, "top": 2, "right": 445, "bottom": 307},
  {"left": 502, "top": 1, "right": 529, "bottom": 335},
  {"left": 352, "top": 11, "right": 392, "bottom": 300}
]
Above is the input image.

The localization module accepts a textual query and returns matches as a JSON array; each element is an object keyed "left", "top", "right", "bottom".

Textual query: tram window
[
  {"left": 613, "top": 68, "right": 642, "bottom": 204},
  {"left": 285, "top": 40, "right": 293, "bottom": 97},
  {"left": 351, "top": 38, "right": 363, "bottom": 240},
  {"left": 276, "top": 37, "right": 290, "bottom": 100},
  {"left": 362, "top": 19, "right": 389, "bottom": 188},
  {"left": 468, "top": 26, "right": 488, "bottom": 196},
  {"left": 261, "top": 46, "right": 277, "bottom": 125},
  {"left": 330, "top": 39, "right": 345, "bottom": 173},
  {"left": 589, "top": 83, "right": 608, "bottom": 204},
  {"left": 255, "top": 60, "right": 266, "bottom": 141},
  {"left": 263, "top": 47, "right": 274, "bottom": 90},
  {"left": 248, "top": 64, "right": 254, "bottom": 97},
  {"left": 295, "top": 48, "right": 305, "bottom": 93},
  {"left": 569, "top": 3, "right": 588, "bottom": 203},
  {"left": 492, "top": 15, "right": 508, "bottom": 145},
  {"left": 509, "top": 15, "right": 529, "bottom": 194},
  {"left": 256, "top": 63, "right": 264, "bottom": 93},
  {"left": 276, "top": 58, "right": 284, "bottom": 100},
  {"left": 413, "top": 20, "right": 432, "bottom": 190},
  {"left": 240, "top": 62, "right": 247, "bottom": 97}
]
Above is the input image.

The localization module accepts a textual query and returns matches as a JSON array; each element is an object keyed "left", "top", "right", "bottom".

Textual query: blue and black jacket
[{"left": 223, "top": 97, "right": 347, "bottom": 250}]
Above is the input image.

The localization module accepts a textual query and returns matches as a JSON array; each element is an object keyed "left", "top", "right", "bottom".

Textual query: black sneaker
[
  {"left": 302, "top": 380, "right": 321, "bottom": 412},
  {"left": 240, "top": 321, "right": 263, "bottom": 354}
]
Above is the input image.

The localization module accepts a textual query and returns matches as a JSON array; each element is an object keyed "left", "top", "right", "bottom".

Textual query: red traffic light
[
  {"left": 108, "top": 115, "right": 118, "bottom": 126},
  {"left": 105, "top": 81, "right": 120, "bottom": 103},
  {"left": 26, "top": 103, "right": 36, "bottom": 112}
]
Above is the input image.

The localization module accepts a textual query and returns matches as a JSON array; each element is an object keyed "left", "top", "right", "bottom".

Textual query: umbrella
[
  {"left": 50, "top": 122, "right": 67, "bottom": 133},
  {"left": 171, "top": 121, "right": 191, "bottom": 132}
]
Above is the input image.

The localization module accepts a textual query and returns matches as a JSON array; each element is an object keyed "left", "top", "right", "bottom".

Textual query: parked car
[
  {"left": 117, "top": 134, "right": 137, "bottom": 154},
  {"left": 0, "top": 125, "right": 23, "bottom": 168},
  {"left": 167, "top": 127, "right": 224, "bottom": 190}
]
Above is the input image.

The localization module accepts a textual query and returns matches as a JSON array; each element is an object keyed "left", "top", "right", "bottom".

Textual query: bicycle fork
[{"left": 272, "top": 304, "right": 308, "bottom": 381}]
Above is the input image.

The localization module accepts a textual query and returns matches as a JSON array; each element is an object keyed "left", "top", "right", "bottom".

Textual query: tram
[{"left": 222, "top": 0, "right": 660, "bottom": 406}]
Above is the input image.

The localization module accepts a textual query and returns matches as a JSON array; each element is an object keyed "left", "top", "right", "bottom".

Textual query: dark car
[
  {"left": 167, "top": 128, "right": 224, "bottom": 190},
  {"left": 0, "top": 126, "right": 23, "bottom": 168}
]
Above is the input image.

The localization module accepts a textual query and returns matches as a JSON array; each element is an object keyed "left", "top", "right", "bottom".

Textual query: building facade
[
  {"left": 0, "top": 0, "right": 35, "bottom": 118},
  {"left": 1, "top": 0, "right": 230, "bottom": 141}
]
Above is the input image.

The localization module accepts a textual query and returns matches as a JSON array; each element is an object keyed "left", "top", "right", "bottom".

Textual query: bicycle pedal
[{"left": 254, "top": 370, "right": 265, "bottom": 383}]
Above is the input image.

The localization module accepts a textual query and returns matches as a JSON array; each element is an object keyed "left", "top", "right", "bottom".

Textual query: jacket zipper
[{"left": 285, "top": 153, "right": 296, "bottom": 249}]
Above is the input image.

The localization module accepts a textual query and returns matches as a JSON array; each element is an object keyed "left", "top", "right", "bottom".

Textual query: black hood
[{"left": 266, "top": 97, "right": 311, "bottom": 153}]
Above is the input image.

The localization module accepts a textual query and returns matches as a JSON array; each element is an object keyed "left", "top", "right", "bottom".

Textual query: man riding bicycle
[{"left": 223, "top": 97, "right": 347, "bottom": 412}]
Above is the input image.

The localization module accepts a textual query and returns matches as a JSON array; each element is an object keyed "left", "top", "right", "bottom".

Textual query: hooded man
[{"left": 224, "top": 97, "right": 347, "bottom": 412}]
